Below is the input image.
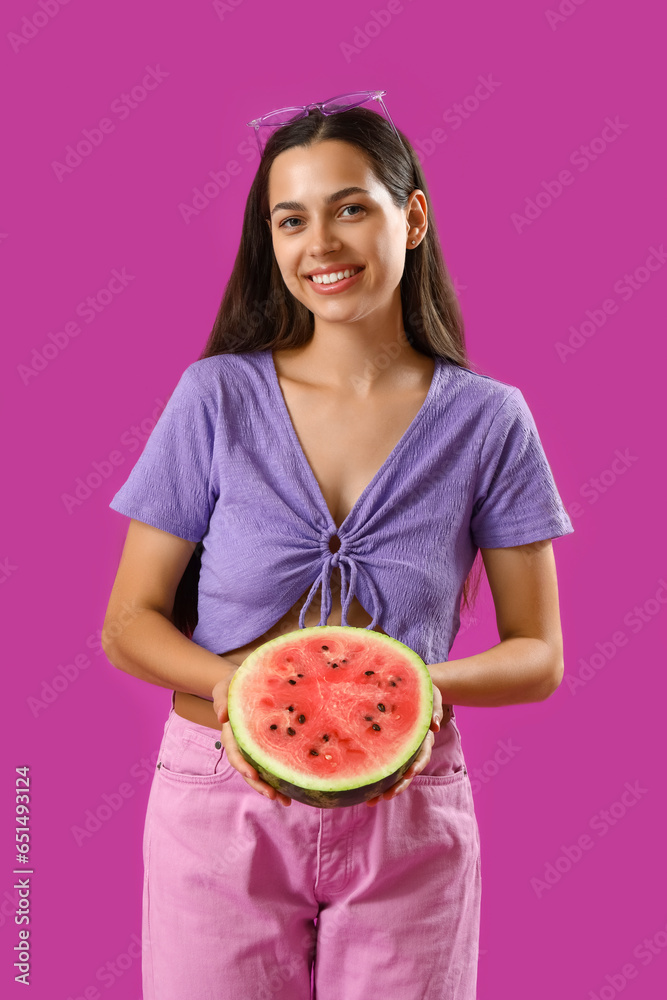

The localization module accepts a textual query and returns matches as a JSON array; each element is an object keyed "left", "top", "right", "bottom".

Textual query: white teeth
[{"left": 311, "top": 267, "right": 360, "bottom": 285}]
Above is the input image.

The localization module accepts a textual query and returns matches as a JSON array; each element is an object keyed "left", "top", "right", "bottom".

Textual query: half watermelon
[{"left": 227, "top": 626, "right": 433, "bottom": 808}]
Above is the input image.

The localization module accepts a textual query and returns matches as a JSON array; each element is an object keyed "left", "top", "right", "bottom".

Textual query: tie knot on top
[{"left": 298, "top": 544, "right": 382, "bottom": 630}]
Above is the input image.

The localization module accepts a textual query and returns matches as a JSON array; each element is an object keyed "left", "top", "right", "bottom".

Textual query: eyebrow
[{"left": 270, "top": 186, "right": 372, "bottom": 218}]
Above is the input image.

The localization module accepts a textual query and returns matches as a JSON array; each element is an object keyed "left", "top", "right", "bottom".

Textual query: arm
[
  {"left": 101, "top": 519, "right": 235, "bottom": 699},
  {"left": 430, "top": 539, "right": 565, "bottom": 707}
]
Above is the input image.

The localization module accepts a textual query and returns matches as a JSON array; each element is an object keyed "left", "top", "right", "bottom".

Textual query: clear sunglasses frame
[{"left": 246, "top": 90, "right": 404, "bottom": 155}]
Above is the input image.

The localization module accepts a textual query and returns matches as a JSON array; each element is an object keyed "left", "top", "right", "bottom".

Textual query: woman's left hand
[{"left": 365, "top": 678, "right": 451, "bottom": 807}]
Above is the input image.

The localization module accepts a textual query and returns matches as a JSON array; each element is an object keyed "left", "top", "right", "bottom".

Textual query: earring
[{"left": 411, "top": 240, "right": 416, "bottom": 245}]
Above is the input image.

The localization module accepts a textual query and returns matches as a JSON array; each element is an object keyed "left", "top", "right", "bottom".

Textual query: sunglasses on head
[{"left": 246, "top": 90, "right": 404, "bottom": 155}]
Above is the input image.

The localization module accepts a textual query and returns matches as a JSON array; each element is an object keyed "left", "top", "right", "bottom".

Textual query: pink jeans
[{"left": 142, "top": 698, "right": 481, "bottom": 999}]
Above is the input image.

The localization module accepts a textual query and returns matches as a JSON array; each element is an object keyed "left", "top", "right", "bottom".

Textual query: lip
[{"left": 305, "top": 267, "right": 365, "bottom": 295}]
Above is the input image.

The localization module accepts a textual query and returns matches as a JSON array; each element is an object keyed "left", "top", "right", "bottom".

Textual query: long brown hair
[{"left": 172, "top": 105, "right": 485, "bottom": 640}]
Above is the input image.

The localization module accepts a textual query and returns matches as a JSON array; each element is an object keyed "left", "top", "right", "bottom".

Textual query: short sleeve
[
  {"left": 470, "top": 388, "right": 574, "bottom": 548},
  {"left": 109, "top": 365, "right": 217, "bottom": 543}
]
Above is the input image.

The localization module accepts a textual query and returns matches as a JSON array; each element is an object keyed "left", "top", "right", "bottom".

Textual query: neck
[{"left": 283, "top": 310, "right": 430, "bottom": 396}]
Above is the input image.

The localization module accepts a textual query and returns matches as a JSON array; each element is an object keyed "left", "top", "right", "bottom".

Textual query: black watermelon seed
[
  {"left": 377, "top": 703, "right": 385, "bottom": 712},
  {"left": 364, "top": 715, "right": 373, "bottom": 721},
  {"left": 289, "top": 679, "right": 296, "bottom": 685},
  {"left": 297, "top": 673, "right": 303, "bottom": 677},
  {"left": 331, "top": 662, "right": 338, "bottom": 668},
  {"left": 288, "top": 705, "right": 294, "bottom": 712},
  {"left": 310, "top": 749, "right": 319, "bottom": 756},
  {"left": 270, "top": 724, "right": 277, "bottom": 730},
  {"left": 298, "top": 714, "right": 306, "bottom": 724},
  {"left": 341, "top": 659, "right": 347, "bottom": 662},
  {"left": 322, "top": 734, "right": 329, "bottom": 741},
  {"left": 364, "top": 670, "right": 375, "bottom": 675},
  {"left": 321, "top": 645, "right": 329, "bottom": 650},
  {"left": 287, "top": 727, "right": 295, "bottom": 736},
  {"left": 390, "top": 681, "right": 397, "bottom": 686},
  {"left": 372, "top": 723, "right": 381, "bottom": 731}
]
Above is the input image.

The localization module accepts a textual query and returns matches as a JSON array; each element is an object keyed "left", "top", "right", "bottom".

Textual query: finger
[
  {"left": 366, "top": 779, "right": 402, "bottom": 806},
  {"left": 214, "top": 695, "right": 228, "bottom": 725},
  {"left": 431, "top": 689, "right": 444, "bottom": 731},
  {"left": 366, "top": 749, "right": 430, "bottom": 806},
  {"left": 381, "top": 776, "right": 413, "bottom": 800},
  {"left": 233, "top": 759, "right": 288, "bottom": 803},
  {"left": 418, "top": 730, "right": 435, "bottom": 761},
  {"left": 398, "top": 732, "right": 437, "bottom": 785},
  {"left": 224, "top": 743, "right": 267, "bottom": 789},
  {"left": 393, "top": 747, "right": 435, "bottom": 795},
  {"left": 223, "top": 739, "right": 291, "bottom": 805}
]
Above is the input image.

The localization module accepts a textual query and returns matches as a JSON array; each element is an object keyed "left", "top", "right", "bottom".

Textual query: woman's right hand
[
  {"left": 211, "top": 662, "right": 292, "bottom": 807},
  {"left": 219, "top": 721, "right": 292, "bottom": 806}
]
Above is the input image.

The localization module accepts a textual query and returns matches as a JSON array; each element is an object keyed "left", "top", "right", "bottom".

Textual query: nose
[{"left": 306, "top": 216, "right": 342, "bottom": 257}]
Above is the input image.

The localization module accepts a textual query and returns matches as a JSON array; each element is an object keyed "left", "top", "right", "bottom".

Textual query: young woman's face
[{"left": 266, "top": 139, "right": 424, "bottom": 324}]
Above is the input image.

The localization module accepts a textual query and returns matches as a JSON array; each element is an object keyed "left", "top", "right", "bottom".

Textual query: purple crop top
[{"left": 108, "top": 349, "right": 574, "bottom": 667}]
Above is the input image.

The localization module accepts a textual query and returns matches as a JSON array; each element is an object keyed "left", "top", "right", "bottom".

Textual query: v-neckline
[{"left": 265, "top": 348, "right": 442, "bottom": 533}]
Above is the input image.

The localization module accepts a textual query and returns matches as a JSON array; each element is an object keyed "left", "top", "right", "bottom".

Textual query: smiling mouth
[{"left": 307, "top": 266, "right": 365, "bottom": 286}]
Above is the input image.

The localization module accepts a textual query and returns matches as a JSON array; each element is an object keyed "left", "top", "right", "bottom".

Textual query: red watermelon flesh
[{"left": 227, "top": 626, "right": 433, "bottom": 808}]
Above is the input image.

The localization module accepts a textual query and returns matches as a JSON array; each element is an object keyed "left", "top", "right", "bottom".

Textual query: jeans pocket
[
  {"left": 157, "top": 721, "right": 233, "bottom": 784},
  {"left": 410, "top": 763, "right": 468, "bottom": 787}
]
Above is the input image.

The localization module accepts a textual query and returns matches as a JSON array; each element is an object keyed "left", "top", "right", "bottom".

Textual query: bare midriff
[{"left": 173, "top": 567, "right": 389, "bottom": 731}]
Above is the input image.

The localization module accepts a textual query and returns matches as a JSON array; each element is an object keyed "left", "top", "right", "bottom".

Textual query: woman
[{"left": 103, "top": 92, "right": 574, "bottom": 1000}]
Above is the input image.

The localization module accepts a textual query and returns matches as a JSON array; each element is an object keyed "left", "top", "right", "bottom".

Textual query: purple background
[{"left": 1, "top": 1, "right": 665, "bottom": 997}]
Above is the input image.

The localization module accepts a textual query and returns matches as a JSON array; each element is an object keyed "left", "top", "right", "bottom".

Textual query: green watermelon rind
[{"left": 227, "top": 626, "right": 433, "bottom": 809}]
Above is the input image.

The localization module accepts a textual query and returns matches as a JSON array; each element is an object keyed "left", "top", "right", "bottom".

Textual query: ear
[{"left": 406, "top": 190, "right": 428, "bottom": 240}]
